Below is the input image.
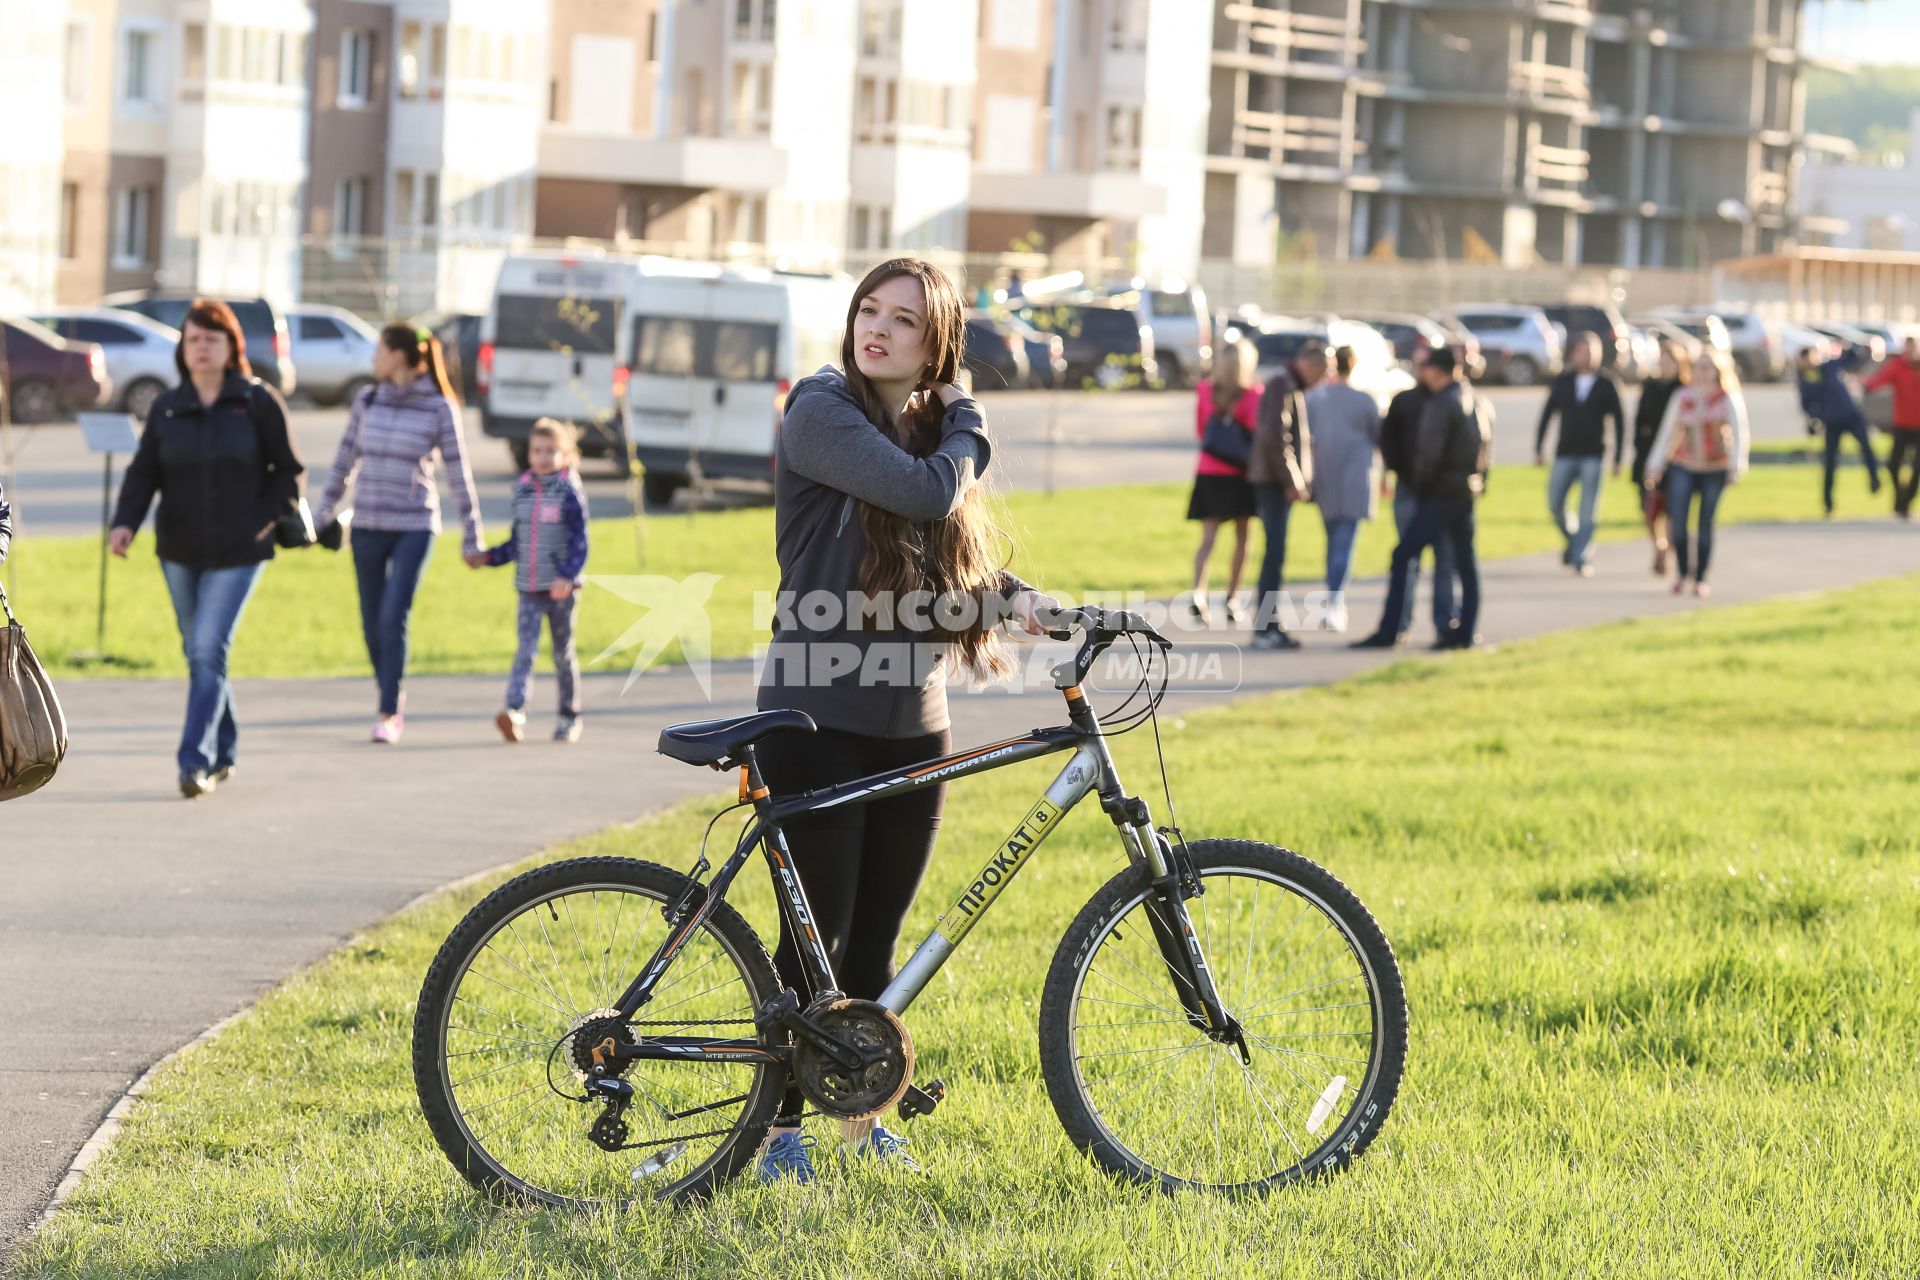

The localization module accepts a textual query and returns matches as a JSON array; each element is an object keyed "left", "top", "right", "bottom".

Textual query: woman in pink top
[
  {"left": 1186, "top": 340, "right": 1263, "bottom": 622},
  {"left": 1643, "top": 349, "right": 1750, "bottom": 598}
]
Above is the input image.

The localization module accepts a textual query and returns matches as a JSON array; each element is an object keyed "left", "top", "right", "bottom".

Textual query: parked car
[
  {"left": 998, "top": 312, "right": 1065, "bottom": 388},
  {"left": 1247, "top": 317, "right": 1415, "bottom": 414},
  {"left": 1653, "top": 308, "right": 1784, "bottom": 382},
  {"left": 102, "top": 291, "right": 297, "bottom": 396},
  {"left": 1, "top": 317, "right": 112, "bottom": 422},
  {"left": 1015, "top": 302, "right": 1159, "bottom": 388},
  {"left": 1437, "top": 304, "right": 1564, "bottom": 385},
  {"left": 1630, "top": 315, "right": 1723, "bottom": 361},
  {"left": 1847, "top": 321, "right": 1915, "bottom": 356},
  {"left": 1622, "top": 324, "right": 1662, "bottom": 382},
  {"left": 1214, "top": 305, "right": 1267, "bottom": 351},
  {"left": 1803, "top": 322, "right": 1885, "bottom": 368},
  {"left": 414, "top": 310, "right": 485, "bottom": 403},
  {"left": 1532, "top": 302, "right": 1634, "bottom": 377},
  {"left": 1352, "top": 311, "right": 1486, "bottom": 382},
  {"left": 27, "top": 307, "right": 178, "bottom": 421},
  {"left": 287, "top": 304, "right": 381, "bottom": 406},
  {"left": 1780, "top": 323, "right": 1835, "bottom": 367},
  {"left": 962, "top": 314, "right": 1033, "bottom": 391},
  {"left": 1133, "top": 281, "right": 1212, "bottom": 387}
]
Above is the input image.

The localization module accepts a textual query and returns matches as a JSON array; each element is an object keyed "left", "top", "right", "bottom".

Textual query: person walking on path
[
  {"left": 1353, "top": 348, "right": 1489, "bottom": 651},
  {"left": 106, "top": 299, "right": 304, "bottom": 798},
  {"left": 1380, "top": 361, "right": 1458, "bottom": 643},
  {"left": 1535, "top": 332, "right": 1626, "bottom": 577},
  {"left": 1246, "top": 341, "right": 1312, "bottom": 650},
  {"left": 316, "top": 325, "right": 484, "bottom": 744},
  {"left": 1185, "top": 338, "right": 1262, "bottom": 624},
  {"left": 1863, "top": 336, "right": 1920, "bottom": 519},
  {"left": 1797, "top": 342, "right": 1880, "bottom": 517},
  {"left": 471, "top": 419, "right": 589, "bottom": 744},
  {"left": 1632, "top": 341, "right": 1689, "bottom": 575},
  {"left": 753, "top": 256, "right": 1059, "bottom": 1181},
  {"left": 1644, "top": 350, "right": 1750, "bottom": 598},
  {"left": 1305, "top": 345, "right": 1380, "bottom": 634}
]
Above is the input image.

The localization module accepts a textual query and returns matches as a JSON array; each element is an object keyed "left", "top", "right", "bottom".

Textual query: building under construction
[{"left": 1202, "top": 0, "right": 1853, "bottom": 271}]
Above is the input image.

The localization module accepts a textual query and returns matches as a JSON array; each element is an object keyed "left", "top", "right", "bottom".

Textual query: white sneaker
[
  {"left": 495, "top": 708, "right": 526, "bottom": 743},
  {"left": 1324, "top": 602, "right": 1349, "bottom": 634}
]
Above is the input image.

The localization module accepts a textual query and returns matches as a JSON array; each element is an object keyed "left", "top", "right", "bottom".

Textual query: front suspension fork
[{"left": 1134, "top": 826, "right": 1247, "bottom": 1061}]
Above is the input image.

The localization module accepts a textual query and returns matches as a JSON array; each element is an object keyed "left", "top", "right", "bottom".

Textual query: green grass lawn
[
  {"left": 1, "top": 460, "right": 1887, "bottom": 681},
  {"left": 18, "top": 576, "right": 1920, "bottom": 1278}
]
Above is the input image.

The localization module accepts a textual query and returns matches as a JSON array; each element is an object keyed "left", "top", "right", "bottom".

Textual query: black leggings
[{"left": 755, "top": 724, "right": 950, "bottom": 1118}]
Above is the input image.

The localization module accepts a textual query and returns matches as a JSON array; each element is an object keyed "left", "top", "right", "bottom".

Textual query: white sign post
[{"left": 76, "top": 412, "right": 140, "bottom": 663}]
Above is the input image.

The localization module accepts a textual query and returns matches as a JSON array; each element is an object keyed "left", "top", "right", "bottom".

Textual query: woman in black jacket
[
  {"left": 752, "top": 257, "right": 1058, "bottom": 1181},
  {"left": 108, "top": 299, "right": 303, "bottom": 798},
  {"left": 1632, "top": 341, "right": 1690, "bottom": 575}
]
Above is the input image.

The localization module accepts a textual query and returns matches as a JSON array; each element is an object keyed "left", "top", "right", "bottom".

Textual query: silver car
[
  {"left": 1436, "top": 305, "right": 1565, "bottom": 386},
  {"left": 287, "top": 304, "right": 382, "bottom": 406},
  {"left": 28, "top": 307, "right": 180, "bottom": 422}
]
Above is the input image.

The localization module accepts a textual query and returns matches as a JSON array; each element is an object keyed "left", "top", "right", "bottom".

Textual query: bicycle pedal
[{"left": 897, "top": 1078, "right": 946, "bottom": 1122}]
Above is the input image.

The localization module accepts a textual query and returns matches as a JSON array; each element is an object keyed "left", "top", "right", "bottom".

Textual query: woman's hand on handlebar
[{"left": 1011, "top": 589, "right": 1065, "bottom": 637}]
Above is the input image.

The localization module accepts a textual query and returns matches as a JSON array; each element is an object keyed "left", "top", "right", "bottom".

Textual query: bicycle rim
[
  {"left": 1064, "top": 864, "right": 1389, "bottom": 1190},
  {"left": 429, "top": 880, "right": 776, "bottom": 1205}
]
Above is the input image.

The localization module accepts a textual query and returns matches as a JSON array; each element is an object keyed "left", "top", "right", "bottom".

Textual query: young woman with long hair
[
  {"left": 1186, "top": 337, "right": 1262, "bottom": 622},
  {"left": 1643, "top": 348, "right": 1749, "bottom": 598},
  {"left": 317, "top": 324, "right": 485, "bottom": 741},
  {"left": 1631, "top": 340, "right": 1691, "bottom": 575},
  {"left": 108, "top": 299, "right": 304, "bottom": 797},
  {"left": 753, "top": 256, "right": 1058, "bottom": 1181}
]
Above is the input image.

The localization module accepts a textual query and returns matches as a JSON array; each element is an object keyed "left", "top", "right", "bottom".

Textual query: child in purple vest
[{"left": 470, "top": 419, "right": 589, "bottom": 742}]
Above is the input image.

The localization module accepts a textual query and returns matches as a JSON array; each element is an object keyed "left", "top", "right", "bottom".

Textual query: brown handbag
[{"left": 0, "top": 581, "right": 68, "bottom": 801}]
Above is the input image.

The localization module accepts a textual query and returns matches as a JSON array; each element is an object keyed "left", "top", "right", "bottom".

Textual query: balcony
[
  {"left": 1511, "top": 60, "right": 1590, "bottom": 108},
  {"left": 537, "top": 128, "right": 787, "bottom": 194},
  {"left": 969, "top": 169, "right": 1166, "bottom": 221},
  {"left": 1215, "top": 3, "right": 1364, "bottom": 75},
  {"left": 1226, "top": 108, "right": 1362, "bottom": 170}
]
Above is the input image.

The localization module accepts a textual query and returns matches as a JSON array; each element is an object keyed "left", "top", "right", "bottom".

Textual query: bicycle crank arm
[{"left": 596, "top": 1036, "right": 790, "bottom": 1067}]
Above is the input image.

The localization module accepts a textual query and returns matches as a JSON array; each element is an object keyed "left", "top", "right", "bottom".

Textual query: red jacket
[{"left": 1864, "top": 358, "right": 1920, "bottom": 429}]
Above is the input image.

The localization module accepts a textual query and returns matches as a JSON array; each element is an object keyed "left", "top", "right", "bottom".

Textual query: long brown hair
[
  {"left": 839, "top": 257, "right": 1014, "bottom": 679},
  {"left": 174, "top": 298, "right": 252, "bottom": 381},
  {"left": 380, "top": 323, "right": 460, "bottom": 405},
  {"left": 1208, "top": 338, "right": 1256, "bottom": 407}
]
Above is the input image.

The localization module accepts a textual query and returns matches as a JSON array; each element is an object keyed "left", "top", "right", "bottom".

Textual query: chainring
[{"left": 791, "top": 998, "right": 915, "bottom": 1120}]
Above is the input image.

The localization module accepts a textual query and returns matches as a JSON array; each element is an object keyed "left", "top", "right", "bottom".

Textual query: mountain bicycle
[{"left": 412, "top": 607, "right": 1407, "bottom": 1206}]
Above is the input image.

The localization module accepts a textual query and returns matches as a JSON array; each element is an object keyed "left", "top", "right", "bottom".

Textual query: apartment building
[
  {"left": 1801, "top": 107, "right": 1920, "bottom": 252},
  {"left": 3, "top": 0, "right": 70, "bottom": 310},
  {"left": 536, "top": 0, "right": 854, "bottom": 271},
  {"left": 1204, "top": 0, "right": 1843, "bottom": 271},
  {"left": 968, "top": 0, "right": 1210, "bottom": 280}
]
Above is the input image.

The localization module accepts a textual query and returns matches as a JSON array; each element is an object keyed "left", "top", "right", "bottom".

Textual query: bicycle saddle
[{"left": 656, "top": 709, "right": 817, "bottom": 767}]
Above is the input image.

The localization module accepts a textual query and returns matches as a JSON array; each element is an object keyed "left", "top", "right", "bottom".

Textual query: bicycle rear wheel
[
  {"left": 1038, "top": 839, "right": 1406, "bottom": 1193},
  {"left": 412, "top": 856, "right": 785, "bottom": 1207}
]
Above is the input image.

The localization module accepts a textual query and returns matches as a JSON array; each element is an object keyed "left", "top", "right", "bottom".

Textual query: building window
[
  {"left": 393, "top": 169, "right": 415, "bottom": 230},
  {"left": 859, "top": 0, "right": 900, "bottom": 58},
  {"left": 1108, "top": 0, "right": 1146, "bottom": 51},
  {"left": 283, "top": 31, "right": 306, "bottom": 86},
  {"left": 336, "top": 176, "right": 369, "bottom": 236},
  {"left": 214, "top": 26, "right": 235, "bottom": 81},
  {"left": 647, "top": 14, "right": 659, "bottom": 62},
  {"left": 730, "top": 60, "right": 771, "bottom": 136},
  {"left": 64, "top": 21, "right": 89, "bottom": 111},
  {"left": 1105, "top": 105, "right": 1141, "bottom": 169},
  {"left": 421, "top": 173, "right": 439, "bottom": 227},
  {"left": 60, "top": 184, "right": 80, "bottom": 259},
  {"left": 339, "top": 29, "right": 373, "bottom": 107},
  {"left": 429, "top": 25, "right": 446, "bottom": 94},
  {"left": 181, "top": 24, "right": 205, "bottom": 83},
  {"left": 398, "top": 22, "right": 421, "bottom": 99},
  {"left": 113, "top": 186, "right": 151, "bottom": 268},
  {"left": 736, "top": 0, "right": 776, "bottom": 42},
  {"left": 121, "top": 27, "right": 159, "bottom": 106}
]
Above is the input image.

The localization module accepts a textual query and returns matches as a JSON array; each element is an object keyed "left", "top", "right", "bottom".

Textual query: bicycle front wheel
[
  {"left": 412, "top": 856, "right": 786, "bottom": 1208},
  {"left": 1038, "top": 839, "right": 1406, "bottom": 1193}
]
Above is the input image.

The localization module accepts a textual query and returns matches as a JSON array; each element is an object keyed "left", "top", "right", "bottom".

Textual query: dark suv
[
  {"left": 1, "top": 318, "right": 112, "bottom": 422},
  {"left": 1533, "top": 303, "right": 1634, "bottom": 378},
  {"left": 1016, "top": 303, "right": 1158, "bottom": 388},
  {"left": 101, "top": 292, "right": 297, "bottom": 396}
]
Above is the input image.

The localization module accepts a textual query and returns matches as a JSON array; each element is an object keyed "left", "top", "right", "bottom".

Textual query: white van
[
  {"left": 619, "top": 267, "right": 845, "bottom": 505},
  {"left": 481, "top": 249, "right": 643, "bottom": 469}
]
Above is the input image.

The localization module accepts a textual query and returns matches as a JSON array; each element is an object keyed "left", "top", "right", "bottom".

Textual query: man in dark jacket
[
  {"left": 1797, "top": 342, "right": 1881, "bottom": 515},
  {"left": 1355, "top": 348, "right": 1488, "bottom": 650},
  {"left": 1534, "top": 333, "right": 1626, "bottom": 576},
  {"left": 1380, "top": 368, "right": 1457, "bottom": 641},
  {"left": 1247, "top": 347, "right": 1314, "bottom": 649}
]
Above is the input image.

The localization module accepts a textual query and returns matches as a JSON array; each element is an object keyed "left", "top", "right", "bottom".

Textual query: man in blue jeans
[
  {"left": 1535, "top": 333, "right": 1626, "bottom": 577},
  {"left": 1380, "top": 367, "right": 1457, "bottom": 639},
  {"left": 1796, "top": 341, "right": 1880, "bottom": 515}
]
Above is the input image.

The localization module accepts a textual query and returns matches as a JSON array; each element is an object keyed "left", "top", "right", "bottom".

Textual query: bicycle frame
[{"left": 607, "top": 684, "right": 1203, "bottom": 1065}]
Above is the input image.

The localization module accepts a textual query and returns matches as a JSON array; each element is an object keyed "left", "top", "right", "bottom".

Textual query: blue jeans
[
  {"left": 159, "top": 559, "right": 265, "bottom": 774},
  {"left": 1666, "top": 466, "right": 1728, "bottom": 582},
  {"left": 1322, "top": 515, "right": 1360, "bottom": 594},
  {"left": 1820, "top": 415, "right": 1880, "bottom": 513},
  {"left": 1252, "top": 484, "right": 1294, "bottom": 633},
  {"left": 1376, "top": 497, "right": 1480, "bottom": 641},
  {"left": 1547, "top": 454, "right": 1605, "bottom": 567},
  {"left": 351, "top": 528, "right": 436, "bottom": 716},
  {"left": 507, "top": 591, "right": 581, "bottom": 715},
  {"left": 1391, "top": 489, "right": 1458, "bottom": 635}
]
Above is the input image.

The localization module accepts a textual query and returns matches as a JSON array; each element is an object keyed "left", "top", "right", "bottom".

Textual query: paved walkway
[{"left": 4, "top": 519, "right": 1917, "bottom": 1253}]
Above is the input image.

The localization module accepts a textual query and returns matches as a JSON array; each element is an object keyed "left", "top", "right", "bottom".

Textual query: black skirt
[{"left": 1187, "top": 473, "right": 1256, "bottom": 521}]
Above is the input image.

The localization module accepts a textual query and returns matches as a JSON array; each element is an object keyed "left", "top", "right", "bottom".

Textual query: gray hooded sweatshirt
[{"left": 756, "top": 366, "right": 1030, "bottom": 738}]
